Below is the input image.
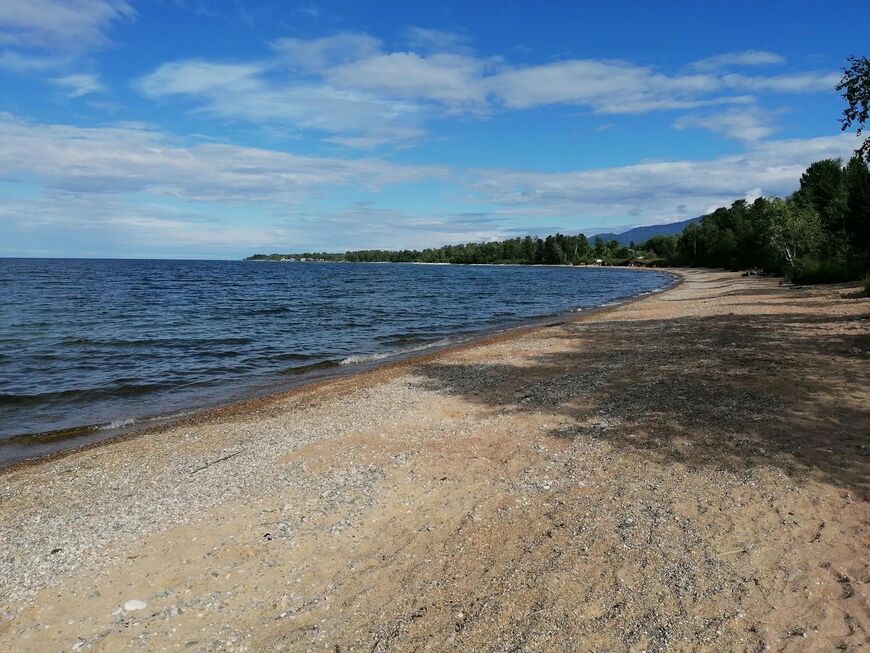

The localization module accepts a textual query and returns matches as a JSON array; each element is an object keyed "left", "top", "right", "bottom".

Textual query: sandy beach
[{"left": 1, "top": 268, "right": 867, "bottom": 652}]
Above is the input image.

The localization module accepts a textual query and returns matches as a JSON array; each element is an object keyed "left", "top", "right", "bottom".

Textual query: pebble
[{"left": 124, "top": 599, "right": 148, "bottom": 611}]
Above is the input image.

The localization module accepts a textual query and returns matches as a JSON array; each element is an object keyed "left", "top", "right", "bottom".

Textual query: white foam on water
[
  {"left": 339, "top": 338, "right": 459, "bottom": 366},
  {"left": 100, "top": 418, "right": 135, "bottom": 430},
  {"left": 339, "top": 352, "right": 394, "bottom": 366}
]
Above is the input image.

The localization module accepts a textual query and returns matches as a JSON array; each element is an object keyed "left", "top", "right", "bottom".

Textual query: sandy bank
[{"left": 1, "top": 269, "right": 867, "bottom": 652}]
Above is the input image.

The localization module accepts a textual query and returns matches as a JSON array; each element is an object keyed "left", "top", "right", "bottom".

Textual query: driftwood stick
[{"left": 190, "top": 450, "right": 244, "bottom": 474}]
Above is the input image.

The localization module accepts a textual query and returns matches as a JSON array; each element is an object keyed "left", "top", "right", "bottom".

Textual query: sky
[{"left": 0, "top": 0, "right": 867, "bottom": 259}]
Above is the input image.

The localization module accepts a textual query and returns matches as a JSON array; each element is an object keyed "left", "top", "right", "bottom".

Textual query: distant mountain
[{"left": 588, "top": 216, "right": 701, "bottom": 246}]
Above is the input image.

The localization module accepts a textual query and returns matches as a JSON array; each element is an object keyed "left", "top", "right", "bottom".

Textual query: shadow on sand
[{"left": 412, "top": 309, "right": 870, "bottom": 497}]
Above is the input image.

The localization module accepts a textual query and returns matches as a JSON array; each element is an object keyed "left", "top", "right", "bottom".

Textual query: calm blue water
[{"left": 0, "top": 259, "right": 671, "bottom": 463}]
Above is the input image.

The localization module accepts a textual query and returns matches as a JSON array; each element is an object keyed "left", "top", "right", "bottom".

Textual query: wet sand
[{"left": 1, "top": 269, "right": 868, "bottom": 652}]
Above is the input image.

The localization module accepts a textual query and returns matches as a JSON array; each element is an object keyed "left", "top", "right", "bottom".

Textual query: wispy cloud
[
  {"left": 0, "top": 0, "right": 133, "bottom": 102},
  {"left": 325, "top": 52, "right": 492, "bottom": 106},
  {"left": 470, "top": 133, "right": 860, "bottom": 223},
  {"left": 673, "top": 106, "right": 781, "bottom": 142},
  {"left": 0, "top": 0, "right": 133, "bottom": 51},
  {"left": 137, "top": 60, "right": 263, "bottom": 95},
  {"left": 689, "top": 50, "right": 785, "bottom": 71},
  {"left": 0, "top": 50, "right": 71, "bottom": 72},
  {"left": 51, "top": 72, "right": 104, "bottom": 97},
  {"left": 401, "top": 26, "right": 471, "bottom": 53},
  {"left": 0, "top": 113, "right": 449, "bottom": 255},
  {"left": 486, "top": 59, "right": 738, "bottom": 112},
  {"left": 272, "top": 32, "right": 382, "bottom": 72},
  {"left": 138, "top": 59, "right": 429, "bottom": 148},
  {"left": 0, "top": 113, "right": 444, "bottom": 200},
  {"left": 720, "top": 71, "right": 838, "bottom": 93},
  {"left": 135, "top": 34, "right": 837, "bottom": 148}
]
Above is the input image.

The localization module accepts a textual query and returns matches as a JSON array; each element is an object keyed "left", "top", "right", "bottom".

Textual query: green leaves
[
  {"left": 765, "top": 198, "right": 824, "bottom": 267},
  {"left": 837, "top": 56, "right": 870, "bottom": 163}
]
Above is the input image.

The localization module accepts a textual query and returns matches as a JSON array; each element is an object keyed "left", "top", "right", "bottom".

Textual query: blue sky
[{"left": 0, "top": 0, "right": 867, "bottom": 258}]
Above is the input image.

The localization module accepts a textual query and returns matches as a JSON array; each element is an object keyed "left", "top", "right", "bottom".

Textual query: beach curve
[{"left": 1, "top": 268, "right": 867, "bottom": 652}]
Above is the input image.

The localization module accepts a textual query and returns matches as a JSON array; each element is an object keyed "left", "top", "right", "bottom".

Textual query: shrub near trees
[{"left": 640, "top": 156, "right": 870, "bottom": 283}]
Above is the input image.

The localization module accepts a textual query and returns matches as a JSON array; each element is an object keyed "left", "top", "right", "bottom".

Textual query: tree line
[
  {"left": 641, "top": 156, "right": 869, "bottom": 283},
  {"left": 248, "top": 233, "right": 636, "bottom": 266},
  {"left": 248, "top": 155, "right": 870, "bottom": 285}
]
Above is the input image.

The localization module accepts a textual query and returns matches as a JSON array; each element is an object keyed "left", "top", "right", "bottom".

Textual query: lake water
[{"left": 0, "top": 259, "right": 672, "bottom": 463}]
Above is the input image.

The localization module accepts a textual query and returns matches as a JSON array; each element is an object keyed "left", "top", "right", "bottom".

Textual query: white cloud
[
  {"left": 690, "top": 50, "right": 785, "bottom": 71},
  {"left": 51, "top": 72, "right": 104, "bottom": 97},
  {"left": 0, "top": 0, "right": 132, "bottom": 97},
  {"left": 673, "top": 106, "right": 779, "bottom": 142},
  {"left": 721, "top": 72, "right": 839, "bottom": 93},
  {"left": 326, "top": 52, "right": 491, "bottom": 105},
  {"left": 138, "top": 61, "right": 262, "bottom": 95},
  {"left": 487, "top": 59, "right": 724, "bottom": 112},
  {"left": 401, "top": 26, "right": 470, "bottom": 53},
  {"left": 487, "top": 60, "right": 836, "bottom": 113},
  {"left": 0, "top": 113, "right": 450, "bottom": 255},
  {"left": 0, "top": 50, "right": 71, "bottom": 72},
  {"left": 137, "top": 35, "right": 838, "bottom": 147},
  {"left": 0, "top": 113, "right": 444, "bottom": 201},
  {"left": 138, "top": 58, "right": 431, "bottom": 147},
  {"left": 0, "top": 113, "right": 860, "bottom": 255},
  {"left": 272, "top": 32, "right": 382, "bottom": 72},
  {"left": 470, "top": 133, "right": 860, "bottom": 223},
  {"left": 0, "top": 0, "right": 133, "bottom": 51},
  {"left": 0, "top": 192, "right": 304, "bottom": 258}
]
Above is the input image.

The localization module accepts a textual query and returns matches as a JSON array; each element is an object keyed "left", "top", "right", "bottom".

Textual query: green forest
[
  {"left": 642, "top": 155, "right": 870, "bottom": 283},
  {"left": 249, "top": 232, "right": 624, "bottom": 266},
  {"left": 248, "top": 155, "right": 870, "bottom": 286}
]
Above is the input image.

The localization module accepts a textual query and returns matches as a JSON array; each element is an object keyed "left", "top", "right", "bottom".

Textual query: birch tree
[{"left": 766, "top": 199, "right": 824, "bottom": 268}]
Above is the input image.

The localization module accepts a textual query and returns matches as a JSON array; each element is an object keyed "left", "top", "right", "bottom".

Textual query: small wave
[
  {"left": 99, "top": 418, "right": 136, "bottom": 430},
  {"left": 202, "top": 349, "right": 240, "bottom": 359},
  {"left": 58, "top": 336, "right": 254, "bottom": 348},
  {"left": 248, "top": 306, "right": 292, "bottom": 316},
  {"left": 340, "top": 337, "right": 460, "bottom": 366},
  {"left": 0, "top": 381, "right": 170, "bottom": 406},
  {"left": 279, "top": 359, "right": 341, "bottom": 375},
  {"left": 274, "top": 352, "right": 321, "bottom": 362},
  {"left": 340, "top": 352, "right": 394, "bottom": 366},
  {"left": 376, "top": 332, "right": 436, "bottom": 347}
]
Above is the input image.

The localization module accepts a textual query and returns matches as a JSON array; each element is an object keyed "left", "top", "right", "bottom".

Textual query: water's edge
[{"left": 0, "top": 268, "right": 681, "bottom": 470}]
